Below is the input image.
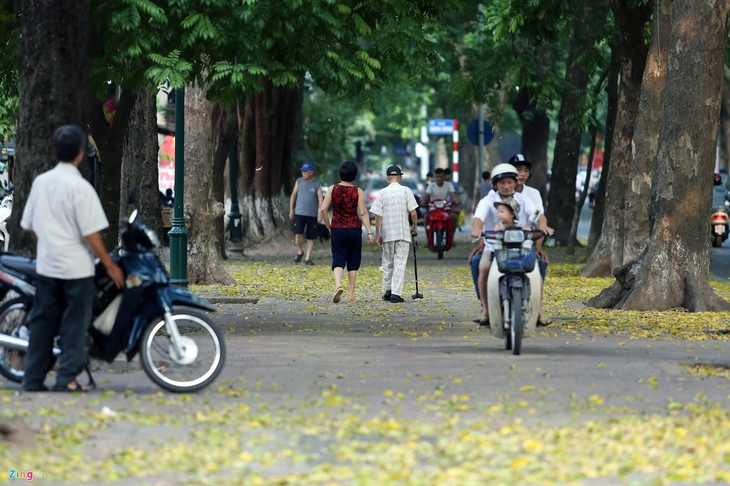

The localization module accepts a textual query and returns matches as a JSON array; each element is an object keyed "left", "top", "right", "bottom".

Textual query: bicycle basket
[{"left": 495, "top": 248, "right": 537, "bottom": 273}]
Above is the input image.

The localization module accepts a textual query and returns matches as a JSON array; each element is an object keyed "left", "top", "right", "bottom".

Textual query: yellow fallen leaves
[
  {"left": 542, "top": 264, "right": 730, "bottom": 340},
  {"left": 3, "top": 395, "right": 730, "bottom": 484},
  {"left": 683, "top": 363, "right": 730, "bottom": 379}
]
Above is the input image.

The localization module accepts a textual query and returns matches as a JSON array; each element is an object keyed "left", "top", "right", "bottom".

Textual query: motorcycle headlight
[
  {"left": 503, "top": 229, "right": 525, "bottom": 243},
  {"left": 434, "top": 200, "right": 445, "bottom": 209}
]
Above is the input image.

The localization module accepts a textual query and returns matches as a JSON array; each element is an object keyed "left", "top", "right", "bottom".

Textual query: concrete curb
[{"left": 207, "top": 296, "right": 259, "bottom": 304}]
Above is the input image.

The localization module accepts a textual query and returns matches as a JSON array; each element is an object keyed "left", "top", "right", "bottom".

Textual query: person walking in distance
[
  {"left": 320, "top": 161, "right": 375, "bottom": 303},
  {"left": 371, "top": 165, "right": 419, "bottom": 303},
  {"left": 289, "top": 162, "right": 323, "bottom": 265},
  {"left": 20, "top": 125, "right": 125, "bottom": 392}
]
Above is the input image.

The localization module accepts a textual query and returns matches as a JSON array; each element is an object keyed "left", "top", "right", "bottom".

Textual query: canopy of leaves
[
  {"left": 454, "top": 0, "right": 612, "bottom": 129},
  {"left": 0, "top": 3, "right": 18, "bottom": 138},
  {"left": 135, "top": 1, "right": 462, "bottom": 103}
]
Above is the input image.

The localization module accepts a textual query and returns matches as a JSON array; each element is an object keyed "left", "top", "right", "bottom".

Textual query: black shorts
[
  {"left": 330, "top": 227, "right": 363, "bottom": 271},
  {"left": 293, "top": 215, "right": 318, "bottom": 240}
]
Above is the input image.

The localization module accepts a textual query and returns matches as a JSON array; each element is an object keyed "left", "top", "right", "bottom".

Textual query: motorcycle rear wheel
[
  {"left": 139, "top": 308, "right": 226, "bottom": 393},
  {"left": 510, "top": 287, "right": 523, "bottom": 355},
  {"left": 712, "top": 235, "right": 724, "bottom": 248},
  {"left": 0, "top": 298, "right": 32, "bottom": 383}
]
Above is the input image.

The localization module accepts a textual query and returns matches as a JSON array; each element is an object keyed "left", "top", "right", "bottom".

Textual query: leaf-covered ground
[{"left": 2, "top": 241, "right": 730, "bottom": 484}]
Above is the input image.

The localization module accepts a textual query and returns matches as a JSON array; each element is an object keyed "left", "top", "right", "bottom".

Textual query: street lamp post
[
  {"left": 169, "top": 87, "right": 188, "bottom": 286},
  {"left": 228, "top": 139, "right": 242, "bottom": 242}
]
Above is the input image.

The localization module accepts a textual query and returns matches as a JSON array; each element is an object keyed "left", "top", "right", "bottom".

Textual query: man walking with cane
[{"left": 371, "top": 165, "right": 419, "bottom": 303}]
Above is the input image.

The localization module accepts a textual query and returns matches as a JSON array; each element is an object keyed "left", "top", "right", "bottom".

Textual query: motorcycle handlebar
[{"left": 482, "top": 229, "right": 545, "bottom": 241}]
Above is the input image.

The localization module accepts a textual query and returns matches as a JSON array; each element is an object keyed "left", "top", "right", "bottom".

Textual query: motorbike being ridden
[
  {"left": 0, "top": 204, "right": 226, "bottom": 393},
  {"left": 425, "top": 198, "right": 455, "bottom": 259},
  {"left": 484, "top": 228, "right": 543, "bottom": 355},
  {"left": 711, "top": 173, "right": 730, "bottom": 248}
]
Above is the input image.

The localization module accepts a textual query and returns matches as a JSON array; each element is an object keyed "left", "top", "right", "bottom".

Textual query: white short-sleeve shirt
[
  {"left": 517, "top": 184, "right": 544, "bottom": 213},
  {"left": 371, "top": 182, "right": 419, "bottom": 243},
  {"left": 425, "top": 181, "right": 455, "bottom": 201},
  {"left": 21, "top": 163, "right": 109, "bottom": 279},
  {"left": 473, "top": 190, "right": 539, "bottom": 252}
]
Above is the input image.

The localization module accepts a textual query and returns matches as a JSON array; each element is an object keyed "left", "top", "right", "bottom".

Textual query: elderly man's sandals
[{"left": 52, "top": 365, "right": 97, "bottom": 393}]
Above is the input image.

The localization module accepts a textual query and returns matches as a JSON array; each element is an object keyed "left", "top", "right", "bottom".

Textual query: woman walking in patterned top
[{"left": 321, "top": 161, "right": 375, "bottom": 303}]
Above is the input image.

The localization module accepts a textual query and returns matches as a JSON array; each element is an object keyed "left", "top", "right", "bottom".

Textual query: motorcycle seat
[{"left": 0, "top": 255, "right": 37, "bottom": 279}]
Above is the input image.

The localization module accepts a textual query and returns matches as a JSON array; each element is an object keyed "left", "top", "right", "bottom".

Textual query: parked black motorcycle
[{"left": 0, "top": 205, "right": 226, "bottom": 393}]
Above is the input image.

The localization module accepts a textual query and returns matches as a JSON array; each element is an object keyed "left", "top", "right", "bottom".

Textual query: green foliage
[
  {"left": 453, "top": 0, "right": 612, "bottom": 131},
  {"left": 133, "top": 1, "right": 462, "bottom": 101},
  {"left": 0, "top": 3, "right": 18, "bottom": 138}
]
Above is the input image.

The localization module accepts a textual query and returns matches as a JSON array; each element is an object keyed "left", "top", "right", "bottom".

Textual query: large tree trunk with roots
[
  {"left": 587, "top": 0, "right": 730, "bottom": 312},
  {"left": 621, "top": 0, "right": 673, "bottom": 263},
  {"left": 582, "top": 0, "right": 650, "bottom": 276},
  {"left": 512, "top": 89, "right": 549, "bottom": 200},
  {"left": 587, "top": 44, "right": 621, "bottom": 255},
  {"left": 184, "top": 84, "right": 233, "bottom": 284},
  {"left": 546, "top": 15, "right": 595, "bottom": 246},
  {"left": 119, "top": 86, "right": 163, "bottom": 243},
  {"left": 11, "top": 0, "right": 90, "bottom": 254},
  {"left": 238, "top": 80, "right": 303, "bottom": 245}
]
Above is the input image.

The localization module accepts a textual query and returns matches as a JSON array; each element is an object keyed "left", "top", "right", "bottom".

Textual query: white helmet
[{"left": 491, "top": 163, "right": 519, "bottom": 184}]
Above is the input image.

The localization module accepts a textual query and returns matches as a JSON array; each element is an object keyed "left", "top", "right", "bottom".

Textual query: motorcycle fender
[
  {"left": 123, "top": 286, "right": 215, "bottom": 359},
  {"left": 487, "top": 266, "right": 541, "bottom": 339},
  {"left": 523, "top": 266, "right": 541, "bottom": 338},
  {"left": 165, "top": 286, "right": 216, "bottom": 312},
  {"left": 487, "top": 265, "right": 505, "bottom": 338}
]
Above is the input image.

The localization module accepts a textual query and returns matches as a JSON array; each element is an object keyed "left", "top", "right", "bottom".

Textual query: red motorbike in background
[
  {"left": 425, "top": 199, "right": 455, "bottom": 259},
  {"left": 711, "top": 204, "right": 729, "bottom": 248}
]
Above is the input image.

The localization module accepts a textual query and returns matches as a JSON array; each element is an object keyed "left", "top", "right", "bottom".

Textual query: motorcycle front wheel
[
  {"left": 510, "top": 287, "right": 523, "bottom": 355},
  {"left": 139, "top": 308, "right": 226, "bottom": 393},
  {"left": 436, "top": 229, "right": 445, "bottom": 259}
]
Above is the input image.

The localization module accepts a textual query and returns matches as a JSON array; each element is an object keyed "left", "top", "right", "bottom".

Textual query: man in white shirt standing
[
  {"left": 21, "top": 125, "right": 124, "bottom": 392},
  {"left": 470, "top": 163, "right": 553, "bottom": 325},
  {"left": 510, "top": 153, "right": 551, "bottom": 325},
  {"left": 371, "top": 165, "right": 419, "bottom": 303}
]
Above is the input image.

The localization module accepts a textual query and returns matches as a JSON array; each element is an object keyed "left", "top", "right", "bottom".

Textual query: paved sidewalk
[{"left": 2, "top": 232, "right": 730, "bottom": 484}]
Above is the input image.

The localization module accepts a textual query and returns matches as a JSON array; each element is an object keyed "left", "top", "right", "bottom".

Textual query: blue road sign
[
  {"left": 467, "top": 119, "right": 494, "bottom": 146},
  {"left": 428, "top": 119, "right": 455, "bottom": 135}
]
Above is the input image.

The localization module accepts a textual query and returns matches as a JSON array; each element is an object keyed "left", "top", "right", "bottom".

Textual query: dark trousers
[{"left": 22, "top": 275, "right": 94, "bottom": 389}]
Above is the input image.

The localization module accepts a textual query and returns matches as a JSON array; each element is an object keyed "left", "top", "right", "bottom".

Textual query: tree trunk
[
  {"left": 211, "top": 104, "right": 238, "bottom": 259},
  {"left": 512, "top": 89, "right": 549, "bottom": 201},
  {"left": 238, "top": 80, "right": 303, "bottom": 245},
  {"left": 546, "top": 16, "right": 595, "bottom": 246},
  {"left": 185, "top": 84, "right": 234, "bottom": 284},
  {"left": 582, "top": 0, "right": 650, "bottom": 276},
  {"left": 719, "top": 69, "right": 730, "bottom": 171},
  {"left": 568, "top": 128, "right": 598, "bottom": 255},
  {"left": 587, "top": 0, "right": 730, "bottom": 312},
  {"left": 87, "top": 90, "right": 136, "bottom": 250},
  {"left": 621, "top": 0, "right": 673, "bottom": 263},
  {"left": 119, "top": 85, "right": 163, "bottom": 242},
  {"left": 586, "top": 43, "right": 621, "bottom": 256},
  {"left": 11, "top": 0, "right": 90, "bottom": 254}
]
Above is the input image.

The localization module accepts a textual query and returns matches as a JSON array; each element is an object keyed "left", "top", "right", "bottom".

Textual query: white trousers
[{"left": 382, "top": 240, "right": 410, "bottom": 297}]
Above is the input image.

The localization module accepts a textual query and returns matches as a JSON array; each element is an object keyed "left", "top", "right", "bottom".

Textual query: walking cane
[{"left": 411, "top": 233, "right": 423, "bottom": 299}]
